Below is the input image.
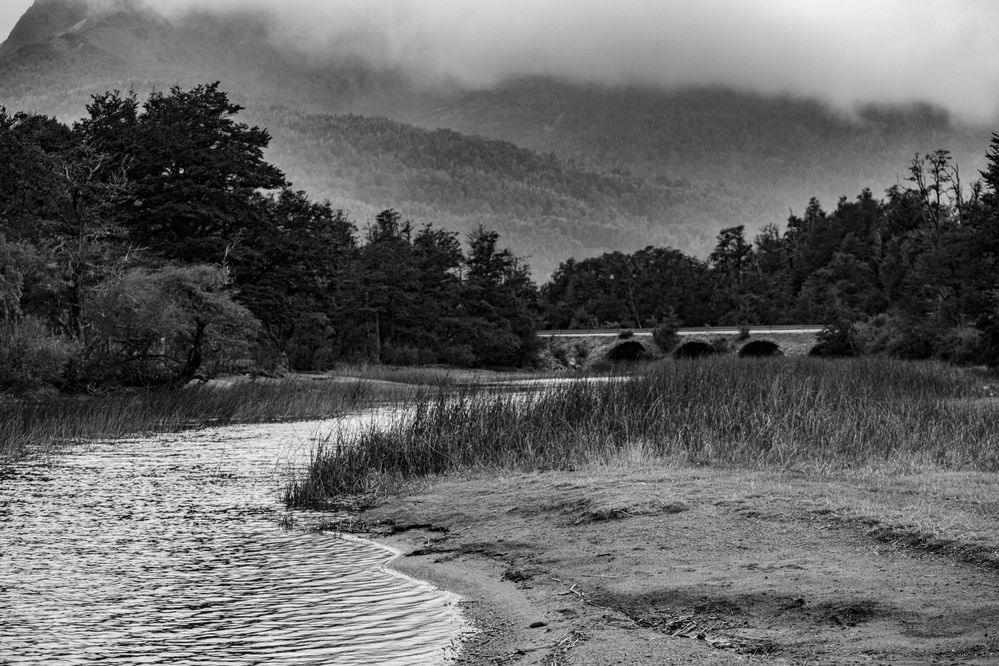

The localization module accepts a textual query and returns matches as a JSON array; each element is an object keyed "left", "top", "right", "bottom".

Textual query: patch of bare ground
[{"left": 361, "top": 465, "right": 999, "bottom": 665}]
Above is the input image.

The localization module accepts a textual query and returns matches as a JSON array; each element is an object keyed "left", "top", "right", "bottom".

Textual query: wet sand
[{"left": 368, "top": 464, "right": 999, "bottom": 664}]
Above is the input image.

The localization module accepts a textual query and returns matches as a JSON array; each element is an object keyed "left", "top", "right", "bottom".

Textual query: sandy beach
[{"left": 366, "top": 463, "right": 999, "bottom": 664}]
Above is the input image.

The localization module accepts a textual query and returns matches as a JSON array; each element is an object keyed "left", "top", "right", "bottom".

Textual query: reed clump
[
  {"left": 286, "top": 358, "right": 999, "bottom": 506},
  {"left": 0, "top": 376, "right": 390, "bottom": 461}
]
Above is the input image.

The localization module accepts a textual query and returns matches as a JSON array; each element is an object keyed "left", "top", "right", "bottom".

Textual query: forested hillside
[
  {"left": 253, "top": 108, "right": 730, "bottom": 276},
  {"left": 400, "top": 82, "right": 991, "bottom": 247}
]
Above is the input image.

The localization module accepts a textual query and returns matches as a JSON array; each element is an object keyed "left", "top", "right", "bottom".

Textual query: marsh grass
[
  {"left": 329, "top": 364, "right": 472, "bottom": 386},
  {"left": 329, "top": 363, "right": 621, "bottom": 386},
  {"left": 286, "top": 357, "right": 999, "bottom": 506},
  {"left": 0, "top": 375, "right": 409, "bottom": 462}
]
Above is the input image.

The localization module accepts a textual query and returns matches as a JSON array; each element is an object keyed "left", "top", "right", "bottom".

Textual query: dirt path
[{"left": 363, "top": 466, "right": 999, "bottom": 664}]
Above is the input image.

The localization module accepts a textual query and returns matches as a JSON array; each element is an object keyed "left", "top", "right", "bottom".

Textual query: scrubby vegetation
[{"left": 285, "top": 358, "right": 999, "bottom": 505}]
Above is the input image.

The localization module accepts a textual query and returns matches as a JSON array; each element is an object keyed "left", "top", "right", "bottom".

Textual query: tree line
[
  {"left": 0, "top": 83, "right": 537, "bottom": 391},
  {"left": 5, "top": 82, "right": 999, "bottom": 394},
  {"left": 544, "top": 146, "right": 999, "bottom": 364}
]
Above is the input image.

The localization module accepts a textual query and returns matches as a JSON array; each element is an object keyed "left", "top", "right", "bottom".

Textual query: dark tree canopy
[{"left": 77, "top": 83, "right": 287, "bottom": 263}]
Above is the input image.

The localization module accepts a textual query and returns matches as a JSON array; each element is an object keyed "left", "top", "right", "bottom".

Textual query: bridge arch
[
  {"left": 673, "top": 340, "right": 715, "bottom": 359},
  {"left": 606, "top": 340, "right": 649, "bottom": 362},
  {"left": 738, "top": 339, "right": 783, "bottom": 357}
]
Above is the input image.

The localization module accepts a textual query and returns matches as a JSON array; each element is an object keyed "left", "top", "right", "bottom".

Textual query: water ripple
[{"left": 0, "top": 414, "right": 466, "bottom": 664}]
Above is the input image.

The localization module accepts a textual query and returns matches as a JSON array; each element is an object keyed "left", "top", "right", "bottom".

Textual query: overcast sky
[{"left": 2, "top": 0, "right": 999, "bottom": 122}]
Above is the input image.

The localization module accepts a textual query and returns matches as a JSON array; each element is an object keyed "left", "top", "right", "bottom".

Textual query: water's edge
[{"left": 0, "top": 414, "right": 469, "bottom": 665}]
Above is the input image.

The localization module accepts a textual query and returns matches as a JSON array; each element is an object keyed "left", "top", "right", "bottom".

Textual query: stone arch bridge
[{"left": 539, "top": 326, "right": 824, "bottom": 365}]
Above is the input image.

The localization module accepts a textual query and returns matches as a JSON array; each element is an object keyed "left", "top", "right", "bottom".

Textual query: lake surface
[{"left": 0, "top": 412, "right": 467, "bottom": 665}]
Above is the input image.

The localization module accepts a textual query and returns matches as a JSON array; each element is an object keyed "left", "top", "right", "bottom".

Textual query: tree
[
  {"left": 232, "top": 189, "right": 358, "bottom": 369},
  {"left": 82, "top": 264, "right": 260, "bottom": 385},
  {"left": 0, "top": 110, "right": 132, "bottom": 339},
  {"left": 709, "top": 225, "right": 754, "bottom": 323},
  {"left": 358, "top": 209, "right": 420, "bottom": 360},
  {"left": 458, "top": 227, "right": 539, "bottom": 366},
  {"left": 80, "top": 83, "right": 286, "bottom": 263}
]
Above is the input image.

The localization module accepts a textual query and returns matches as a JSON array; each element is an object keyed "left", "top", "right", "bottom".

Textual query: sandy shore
[{"left": 364, "top": 463, "right": 999, "bottom": 664}]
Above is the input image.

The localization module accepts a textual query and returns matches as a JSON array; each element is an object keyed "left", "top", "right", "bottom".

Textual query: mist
[{"left": 29, "top": 0, "right": 999, "bottom": 123}]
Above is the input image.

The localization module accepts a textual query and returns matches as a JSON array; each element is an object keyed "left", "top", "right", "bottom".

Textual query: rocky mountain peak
[
  {"left": 0, "top": 0, "right": 88, "bottom": 57},
  {"left": 0, "top": 0, "right": 170, "bottom": 59}
]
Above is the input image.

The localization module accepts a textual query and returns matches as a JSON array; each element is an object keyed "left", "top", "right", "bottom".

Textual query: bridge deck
[{"left": 538, "top": 325, "right": 824, "bottom": 338}]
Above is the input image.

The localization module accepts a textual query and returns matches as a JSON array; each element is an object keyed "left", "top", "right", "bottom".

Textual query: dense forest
[
  {"left": 0, "top": 84, "right": 538, "bottom": 391},
  {"left": 4, "top": 82, "right": 999, "bottom": 395}
]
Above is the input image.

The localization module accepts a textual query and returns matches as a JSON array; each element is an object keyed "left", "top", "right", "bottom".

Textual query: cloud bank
[{"left": 53, "top": 0, "right": 999, "bottom": 122}]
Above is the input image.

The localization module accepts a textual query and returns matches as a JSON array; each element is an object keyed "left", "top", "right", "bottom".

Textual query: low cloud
[{"left": 90, "top": 0, "right": 999, "bottom": 122}]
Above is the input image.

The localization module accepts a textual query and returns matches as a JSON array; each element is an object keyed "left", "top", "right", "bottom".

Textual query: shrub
[
  {"left": 80, "top": 264, "right": 260, "bottom": 386},
  {"left": 652, "top": 310, "right": 681, "bottom": 352},
  {"left": 438, "top": 344, "right": 476, "bottom": 368},
  {"left": 381, "top": 345, "right": 437, "bottom": 366},
  {"left": 551, "top": 346, "right": 569, "bottom": 364},
  {"left": 708, "top": 337, "right": 729, "bottom": 354},
  {"left": 811, "top": 319, "right": 859, "bottom": 357},
  {"left": 0, "top": 317, "right": 78, "bottom": 391},
  {"left": 855, "top": 314, "right": 938, "bottom": 360},
  {"left": 938, "top": 326, "right": 983, "bottom": 365}
]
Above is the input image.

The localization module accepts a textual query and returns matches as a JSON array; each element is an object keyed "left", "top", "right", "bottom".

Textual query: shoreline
[
  {"left": 348, "top": 534, "right": 474, "bottom": 665},
  {"left": 367, "top": 464, "right": 999, "bottom": 664}
]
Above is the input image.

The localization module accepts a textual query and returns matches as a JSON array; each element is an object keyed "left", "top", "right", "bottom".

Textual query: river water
[{"left": 0, "top": 411, "right": 467, "bottom": 665}]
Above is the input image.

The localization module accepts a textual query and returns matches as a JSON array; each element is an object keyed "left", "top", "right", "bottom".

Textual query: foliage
[
  {"left": 7, "top": 77, "right": 999, "bottom": 393},
  {"left": 80, "top": 264, "right": 260, "bottom": 386},
  {"left": 0, "top": 84, "right": 543, "bottom": 394},
  {"left": 651, "top": 309, "right": 681, "bottom": 351},
  {"left": 811, "top": 320, "right": 860, "bottom": 358},
  {"left": 0, "top": 317, "right": 78, "bottom": 391},
  {"left": 541, "top": 142, "right": 999, "bottom": 366},
  {"left": 542, "top": 247, "right": 715, "bottom": 329},
  {"left": 79, "top": 84, "right": 287, "bottom": 264}
]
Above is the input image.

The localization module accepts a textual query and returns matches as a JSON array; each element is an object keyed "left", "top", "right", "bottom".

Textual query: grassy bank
[
  {"left": 286, "top": 357, "right": 999, "bottom": 505},
  {"left": 0, "top": 364, "right": 601, "bottom": 464},
  {"left": 0, "top": 374, "right": 422, "bottom": 462}
]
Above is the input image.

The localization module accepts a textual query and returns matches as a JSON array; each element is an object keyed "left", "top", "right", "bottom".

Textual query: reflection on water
[{"left": 0, "top": 412, "right": 465, "bottom": 665}]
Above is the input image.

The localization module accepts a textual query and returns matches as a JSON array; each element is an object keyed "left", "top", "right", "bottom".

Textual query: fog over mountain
[{"left": 2, "top": 0, "right": 994, "bottom": 123}]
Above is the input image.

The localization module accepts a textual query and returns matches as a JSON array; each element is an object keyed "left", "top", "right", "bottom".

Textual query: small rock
[{"left": 529, "top": 621, "right": 547, "bottom": 628}]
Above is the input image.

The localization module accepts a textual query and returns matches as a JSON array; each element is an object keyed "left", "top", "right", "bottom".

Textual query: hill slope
[
  {"left": 252, "top": 108, "right": 746, "bottom": 274},
  {"left": 397, "top": 80, "right": 991, "bottom": 223}
]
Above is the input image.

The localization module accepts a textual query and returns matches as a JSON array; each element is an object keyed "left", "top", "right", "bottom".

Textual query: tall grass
[
  {"left": 286, "top": 358, "right": 999, "bottom": 505},
  {"left": 329, "top": 364, "right": 471, "bottom": 386},
  {"left": 0, "top": 376, "right": 409, "bottom": 462},
  {"left": 328, "top": 363, "right": 624, "bottom": 386}
]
